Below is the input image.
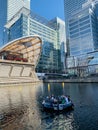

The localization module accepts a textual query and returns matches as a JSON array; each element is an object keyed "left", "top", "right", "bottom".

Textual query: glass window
[
  {"left": 80, "top": 24, "right": 90, "bottom": 31},
  {"left": 69, "top": 21, "right": 78, "bottom": 27},
  {"left": 79, "top": 20, "right": 90, "bottom": 26},
  {"left": 70, "top": 29, "right": 79, "bottom": 35},
  {"left": 69, "top": 25, "right": 78, "bottom": 30},
  {"left": 80, "top": 29, "right": 91, "bottom": 35},
  {"left": 79, "top": 15, "right": 89, "bottom": 22},
  {"left": 70, "top": 33, "right": 79, "bottom": 38}
]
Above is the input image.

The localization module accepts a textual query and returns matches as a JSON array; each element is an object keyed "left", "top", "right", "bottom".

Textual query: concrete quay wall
[
  {"left": 0, "top": 60, "right": 39, "bottom": 84},
  {"left": 43, "top": 77, "right": 98, "bottom": 83}
]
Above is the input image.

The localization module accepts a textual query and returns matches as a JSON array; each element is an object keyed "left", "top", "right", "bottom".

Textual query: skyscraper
[
  {"left": 64, "top": 0, "right": 86, "bottom": 19},
  {"left": 64, "top": 0, "right": 98, "bottom": 56},
  {"left": 0, "top": 1, "right": 66, "bottom": 73},
  {"left": 0, "top": 0, "right": 30, "bottom": 46},
  {"left": 48, "top": 17, "right": 66, "bottom": 70},
  {"left": 5, "top": 8, "right": 66, "bottom": 73}
]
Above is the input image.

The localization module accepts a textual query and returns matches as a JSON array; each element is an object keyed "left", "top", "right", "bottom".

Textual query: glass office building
[
  {"left": 64, "top": 0, "right": 86, "bottom": 19},
  {"left": 48, "top": 17, "right": 66, "bottom": 71},
  {"left": 5, "top": 8, "right": 66, "bottom": 73},
  {"left": 0, "top": 0, "right": 30, "bottom": 46},
  {"left": 69, "top": 4, "right": 98, "bottom": 56},
  {"left": 64, "top": 0, "right": 98, "bottom": 56},
  {"left": 64, "top": 0, "right": 98, "bottom": 76}
]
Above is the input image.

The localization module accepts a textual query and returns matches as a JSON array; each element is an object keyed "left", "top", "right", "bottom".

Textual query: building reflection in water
[
  {"left": 0, "top": 83, "right": 82, "bottom": 130},
  {"left": 0, "top": 83, "right": 42, "bottom": 130}
]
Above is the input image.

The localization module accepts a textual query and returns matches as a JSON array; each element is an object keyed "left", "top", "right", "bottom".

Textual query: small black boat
[{"left": 42, "top": 96, "right": 74, "bottom": 111}]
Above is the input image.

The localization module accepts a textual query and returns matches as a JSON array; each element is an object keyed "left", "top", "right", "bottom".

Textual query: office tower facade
[
  {"left": 5, "top": 8, "right": 66, "bottom": 73},
  {"left": 0, "top": 0, "right": 30, "bottom": 46},
  {"left": 48, "top": 17, "right": 66, "bottom": 71},
  {"left": 64, "top": 0, "right": 86, "bottom": 19},
  {"left": 64, "top": 0, "right": 98, "bottom": 56},
  {"left": 64, "top": 0, "right": 98, "bottom": 76}
]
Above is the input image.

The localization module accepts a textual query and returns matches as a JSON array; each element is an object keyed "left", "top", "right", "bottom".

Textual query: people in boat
[
  {"left": 51, "top": 95, "right": 54, "bottom": 100},
  {"left": 45, "top": 95, "right": 71, "bottom": 104},
  {"left": 66, "top": 95, "right": 71, "bottom": 101},
  {"left": 62, "top": 97, "right": 65, "bottom": 104},
  {"left": 65, "top": 96, "right": 69, "bottom": 104},
  {"left": 46, "top": 96, "right": 50, "bottom": 101}
]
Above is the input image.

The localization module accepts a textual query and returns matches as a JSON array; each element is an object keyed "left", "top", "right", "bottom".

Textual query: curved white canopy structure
[{"left": 0, "top": 35, "right": 42, "bottom": 67}]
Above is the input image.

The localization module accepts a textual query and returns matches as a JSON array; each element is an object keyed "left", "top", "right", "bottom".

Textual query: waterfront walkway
[{"left": 43, "top": 77, "right": 98, "bottom": 83}]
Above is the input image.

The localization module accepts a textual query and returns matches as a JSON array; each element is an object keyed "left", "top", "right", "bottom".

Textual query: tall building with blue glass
[
  {"left": 0, "top": 0, "right": 66, "bottom": 73},
  {"left": 5, "top": 8, "right": 66, "bottom": 73},
  {"left": 0, "top": 0, "right": 30, "bottom": 46},
  {"left": 64, "top": 0, "right": 98, "bottom": 56},
  {"left": 64, "top": 0, "right": 98, "bottom": 76}
]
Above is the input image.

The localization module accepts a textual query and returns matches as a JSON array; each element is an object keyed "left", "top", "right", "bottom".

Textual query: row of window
[
  {"left": 69, "top": 19, "right": 90, "bottom": 31},
  {"left": 30, "top": 26, "right": 56, "bottom": 39},
  {"left": 70, "top": 48, "right": 93, "bottom": 56},
  {"left": 29, "top": 29, "right": 56, "bottom": 42},
  {"left": 30, "top": 20, "right": 55, "bottom": 35},
  {"left": 70, "top": 24, "right": 90, "bottom": 35}
]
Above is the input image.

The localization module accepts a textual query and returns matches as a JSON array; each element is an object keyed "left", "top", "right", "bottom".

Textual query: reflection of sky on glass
[{"left": 89, "top": 58, "right": 98, "bottom": 65}]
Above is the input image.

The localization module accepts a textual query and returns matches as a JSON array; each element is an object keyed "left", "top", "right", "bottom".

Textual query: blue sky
[{"left": 31, "top": 0, "right": 65, "bottom": 20}]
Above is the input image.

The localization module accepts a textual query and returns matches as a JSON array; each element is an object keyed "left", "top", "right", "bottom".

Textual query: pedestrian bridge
[{"left": 0, "top": 35, "right": 42, "bottom": 84}]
